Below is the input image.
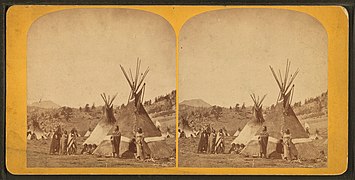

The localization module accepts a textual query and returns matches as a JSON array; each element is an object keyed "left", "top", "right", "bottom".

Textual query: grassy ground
[
  {"left": 179, "top": 134, "right": 327, "bottom": 168},
  {"left": 27, "top": 136, "right": 176, "bottom": 168}
]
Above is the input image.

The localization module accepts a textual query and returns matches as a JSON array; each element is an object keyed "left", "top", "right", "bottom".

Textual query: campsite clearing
[
  {"left": 27, "top": 136, "right": 176, "bottom": 168},
  {"left": 178, "top": 136, "right": 327, "bottom": 168}
]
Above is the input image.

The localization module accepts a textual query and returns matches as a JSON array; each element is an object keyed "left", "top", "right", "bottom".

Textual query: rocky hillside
[
  {"left": 27, "top": 90, "right": 177, "bottom": 137},
  {"left": 179, "top": 91, "right": 328, "bottom": 136}
]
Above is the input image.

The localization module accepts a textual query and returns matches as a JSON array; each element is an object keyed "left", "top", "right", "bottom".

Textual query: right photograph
[{"left": 178, "top": 9, "right": 328, "bottom": 168}]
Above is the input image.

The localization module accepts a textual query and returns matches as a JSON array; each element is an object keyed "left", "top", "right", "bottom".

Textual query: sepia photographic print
[
  {"left": 178, "top": 9, "right": 328, "bottom": 168},
  {"left": 26, "top": 9, "right": 176, "bottom": 168},
  {"left": 6, "top": 5, "right": 348, "bottom": 175}
]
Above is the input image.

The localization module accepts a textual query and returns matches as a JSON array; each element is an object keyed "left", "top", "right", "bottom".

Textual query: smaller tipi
[
  {"left": 162, "top": 127, "right": 175, "bottom": 138},
  {"left": 84, "top": 128, "right": 92, "bottom": 137},
  {"left": 27, "top": 120, "right": 47, "bottom": 140},
  {"left": 83, "top": 93, "right": 117, "bottom": 146},
  {"left": 178, "top": 115, "right": 196, "bottom": 138},
  {"left": 233, "top": 128, "right": 242, "bottom": 137},
  {"left": 231, "top": 93, "right": 266, "bottom": 145}
]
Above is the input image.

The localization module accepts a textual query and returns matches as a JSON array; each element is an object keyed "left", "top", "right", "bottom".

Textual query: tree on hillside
[
  {"left": 91, "top": 103, "right": 96, "bottom": 110},
  {"left": 211, "top": 105, "right": 222, "bottom": 121},
  {"left": 84, "top": 104, "right": 90, "bottom": 112},
  {"left": 61, "top": 107, "right": 73, "bottom": 122},
  {"left": 235, "top": 103, "right": 240, "bottom": 111},
  {"left": 203, "top": 111, "right": 210, "bottom": 118},
  {"left": 241, "top": 103, "right": 246, "bottom": 110}
]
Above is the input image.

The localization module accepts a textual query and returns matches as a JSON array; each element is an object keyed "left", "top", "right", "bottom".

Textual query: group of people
[
  {"left": 194, "top": 124, "right": 299, "bottom": 160},
  {"left": 109, "top": 126, "right": 152, "bottom": 160},
  {"left": 49, "top": 125, "right": 152, "bottom": 160},
  {"left": 258, "top": 126, "right": 298, "bottom": 160},
  {"left": 49, "top": 126, "right": 78, "bottom": 155},
  {"left": 80, "top": 144, "right": 97, "bottom": 155},
  {"left": 228, "top": 143, "right": 246, "bottom": 154},
  {"left": 197, "top": 125, "right": 226, "bottom": 154}
]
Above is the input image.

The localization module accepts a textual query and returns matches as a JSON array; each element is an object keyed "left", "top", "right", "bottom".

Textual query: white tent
[
  {"left": 84, "top": 130, "right": 92, "bottom": 137},
  {"left": 155, "top": 120, "right": 162, "bottom": 131},
  {"left": 304, "top": 122, "right": 311, "bottom": 130},
  {"left": 231, "top": 94, "right": 266, "bottom": 145},
  {"left": 233, "top": 129, "right": 241, "bottom": 137}
]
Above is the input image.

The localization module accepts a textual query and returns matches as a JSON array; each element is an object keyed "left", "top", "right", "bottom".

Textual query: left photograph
[{"left": 26, "top": 9, "right": 176, "bottom": 168}]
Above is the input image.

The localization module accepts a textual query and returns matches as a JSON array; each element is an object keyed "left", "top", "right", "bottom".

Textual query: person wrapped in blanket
[
  {"left": 215, "top": 129, "right": 225, "bottom": 154},
  {"left": 282, "top": 129, "right": 298, "bottom": 161},
  {"left": 135, "top": 127, "right": 151, "bottom": 160},
  {"left": 197, "top": 129, "right": 208, "bottom": 153},
  {"left": 59, "top": 130, "right": 68, "bottom": 155},
  {"left": 67, "top": 129, "right": 78, "bottom": 155},
  {"left": 49, "top": 126, "right": 62, "bottom": 155}
]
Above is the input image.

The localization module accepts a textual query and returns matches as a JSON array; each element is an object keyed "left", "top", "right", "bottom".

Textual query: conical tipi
[
  {"left": 83, "top": 93, "right": 117, "bottom": 145},
  {"left": 93, "top": 59, "right": 173, "bottom": 159},
  {"left": 241, "top": 60, "right": 318, "bottom": 159},
  {"left": 233, "top": 128, "right": 241, "bottom": 137},
  {"left": 231, "top": 94, "right": 267, "bottom": 145},
  {"left": 27, "top": 119, "right": 47, "bottom": 140},
  {"left": 178, "top": 115, "right": 196, "bottom": 138}
]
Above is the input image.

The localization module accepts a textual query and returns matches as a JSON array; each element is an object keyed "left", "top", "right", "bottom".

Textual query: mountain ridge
[{"left": 180, "top": 99, "right": 211, "bottom": 108}]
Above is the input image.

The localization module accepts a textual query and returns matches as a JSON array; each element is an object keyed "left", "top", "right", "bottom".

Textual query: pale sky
[
  {"left": 179, "top": 8, "right": 328, "bottom": 107},
  {"left": 27, "top": 9, "right": 176, "bottom": 107}
]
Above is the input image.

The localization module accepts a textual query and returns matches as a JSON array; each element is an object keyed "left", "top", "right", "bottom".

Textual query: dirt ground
[
  {"left": 27, "top": 136, "right": 176, "bottom": 168},
  {"left": 178, "top": 136, "right": 327, "bottom": 168}
]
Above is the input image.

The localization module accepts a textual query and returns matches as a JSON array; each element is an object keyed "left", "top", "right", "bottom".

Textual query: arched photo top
[
  {"left": 26, "top": 8, "right": 176, "bottom": 108},
  {"left": 179, "top": 8, "right": 328, "bottom": 108},
  {"left": 180, "top": 8, "right": 327, "bottom": 39}
]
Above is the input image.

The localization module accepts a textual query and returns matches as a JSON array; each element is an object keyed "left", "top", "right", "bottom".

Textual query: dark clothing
[
  {"left": 228, "top": 146, "right": 237, "bottom": 154},
  {"left": 276, "top": 142, "right": 284, "bottom": 154},
  {"left": 60, "top": 134, "right": 68, "bottom": 155},
  {"left": 49, "top": 131, "right": 62, "bottom": 154},
  {"left": 111, "top": 131, "right": 121, "bottom": 157},
  {"left": 210, "top": 132, "right": 217, "bottom": 154},
  {"left": 197, "top": 131, "right": 208, "bottom": 153},
  {"left": 81, "top": 146, "right": 88, "bottom": 154},
  {"left": 129, "top": 140, "right": 137, "bottom": 153},
  {"left": 258, "top": 131, "right": 269, "bottom": 158},
  {"left": 180, "top": 131, "right": 186, "bottom": 138}
]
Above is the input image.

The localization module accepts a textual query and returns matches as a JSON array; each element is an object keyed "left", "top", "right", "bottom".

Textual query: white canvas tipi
[{"left": 231, "top": 94, "right": 266, "bottom": 145}]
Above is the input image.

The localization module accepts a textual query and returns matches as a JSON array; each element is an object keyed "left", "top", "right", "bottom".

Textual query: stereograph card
[{"left": 5, "top": 5, "right": 348, "bottom": 175}]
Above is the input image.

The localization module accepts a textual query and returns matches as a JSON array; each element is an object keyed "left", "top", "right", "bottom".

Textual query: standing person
[
  {"left": 135, "top": 128, "right": 151, "bottom": 160},
  {"left": 60, "top": 130, "right": 68, "bottom": 155},
  {"left": 49, "top": 126, "right": 62, "bottom": 155},
  {"left": 197, "top": 129, "right": 208, "bottom": 153},
  {"left": 209, "top": 129, "right": 217, "bottom": 154},
  {"left": 215, "top": 129, "right": 225, "bottom": 154},
  {"left": 206, "top": 125, "right": 211, "bottom": 153},
  {"left": 258, "top": 126, "right": 269, "bottom": 158},
  {"left": 110, "top": 126, "right": 122, "bottom": 158},
  {"left": 282, "top": 129, "right": 298, "bottom": 161},
  {"left": 67, "top": 129, "right": 77, "bottom": 155}
]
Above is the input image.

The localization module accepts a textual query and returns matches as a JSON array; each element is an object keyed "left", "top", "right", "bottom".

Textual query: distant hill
[
  {"left": 180, "top": 99, "right": 211, "bottom": 108},
  {"left": 29, "top": 100, "right": 61, "bottom": 109}
]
